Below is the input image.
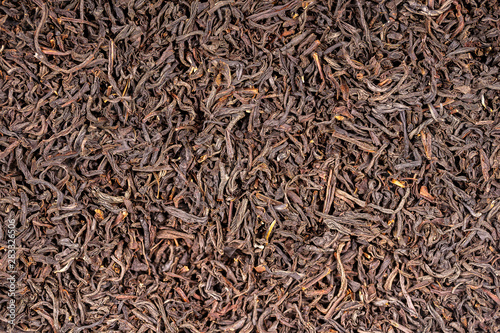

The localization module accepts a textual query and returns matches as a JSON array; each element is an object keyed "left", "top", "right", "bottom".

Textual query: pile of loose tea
[{"left": 1, "top": 0, "right": 499, "bottom": 332}]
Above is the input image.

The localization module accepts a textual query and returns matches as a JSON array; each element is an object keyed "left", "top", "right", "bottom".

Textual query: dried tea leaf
[
  {"left": 421, "top": 128, "right": 433, "bottom": 160},
  {"left": 480, "top": 149, "right": 490, "bottom": 181},
  {"left": 420, "top": 185, "right": 435, "bottom": 201}
]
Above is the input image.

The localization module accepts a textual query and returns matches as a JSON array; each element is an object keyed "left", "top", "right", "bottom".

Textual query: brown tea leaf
[
  {"left": 420, "top": 186, "right": 435, "bottom": 201},
  {"left": 421, "top": 129, "right": 433, "bottom": 160},
  {"left": 480, "top": 149, "right": 490, "bottom": 181}
]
